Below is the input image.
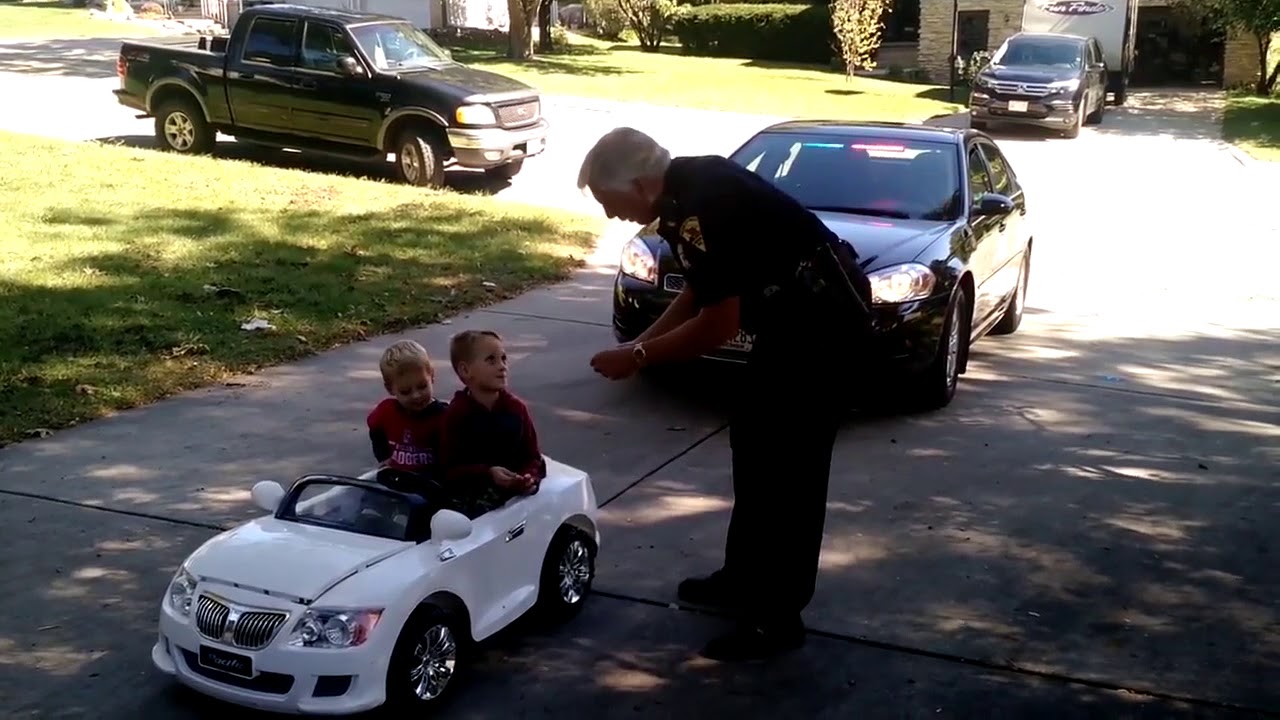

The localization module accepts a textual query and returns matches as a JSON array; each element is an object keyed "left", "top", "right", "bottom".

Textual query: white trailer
[{"left": 1021, "top": 0, "right": 1139, "bottom": 104}]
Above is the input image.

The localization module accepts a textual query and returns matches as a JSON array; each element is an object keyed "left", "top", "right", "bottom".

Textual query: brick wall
[
  {"left": 1223, "top": 30, "right": 1279, "bottom": 90},
  {"left": 918, "top": 0, "right": 1026, "bottom": 82}
]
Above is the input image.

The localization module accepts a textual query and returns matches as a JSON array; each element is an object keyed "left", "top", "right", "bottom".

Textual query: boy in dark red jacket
[
  {"left": 439, "top": 330, "right": 546, "bottom": 518},
  {"left": 367, "top": 340, "right": 449, "bottom": 482}
]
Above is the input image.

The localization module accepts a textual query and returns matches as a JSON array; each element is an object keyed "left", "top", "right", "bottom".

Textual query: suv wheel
[{"left": 395, "top": 129, "right": 447, "bottom": 187}]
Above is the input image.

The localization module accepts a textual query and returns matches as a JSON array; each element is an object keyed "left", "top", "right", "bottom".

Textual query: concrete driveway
[{"left": 2, "top": 38, "right": 1278, "bottom": 719}]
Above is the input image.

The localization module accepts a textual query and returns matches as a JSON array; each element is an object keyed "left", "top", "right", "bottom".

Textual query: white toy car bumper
[{"left": 152, "top": 585, "right": 391, "bottom": 715}]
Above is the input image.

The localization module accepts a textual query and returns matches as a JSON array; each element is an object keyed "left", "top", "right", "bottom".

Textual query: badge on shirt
[{"left": 679, "top": 216, "right": 706, "bottom": 252}]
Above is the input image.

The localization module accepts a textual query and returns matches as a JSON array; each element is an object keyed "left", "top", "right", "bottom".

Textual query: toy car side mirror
[
  {"left": 431, "top": 509, "right": 473, "bottom": 541},
  {"left": 251, "top": 480, "right": 285, "bottom": 512}
]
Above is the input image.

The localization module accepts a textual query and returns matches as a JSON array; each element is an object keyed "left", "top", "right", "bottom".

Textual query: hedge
[{"left": 671, "top": 4, "right": 835, "bottom": 65}]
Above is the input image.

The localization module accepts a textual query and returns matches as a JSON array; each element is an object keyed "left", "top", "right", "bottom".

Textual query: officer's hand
[{"left": 590, "top": 347, "right": 639, "bottom": 380}]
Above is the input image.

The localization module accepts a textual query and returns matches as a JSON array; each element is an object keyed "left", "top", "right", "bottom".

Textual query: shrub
[
  {"left": 584, "top": 0, "right": 630, "bottom": 39},
  {"left": 672, "top": 4, "right": 835, "bottom": 64}
]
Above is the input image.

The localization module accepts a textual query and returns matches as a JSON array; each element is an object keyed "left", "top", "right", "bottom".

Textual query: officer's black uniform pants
[{"left": 723, "top": 351, "right": 847, "bottom": 626}]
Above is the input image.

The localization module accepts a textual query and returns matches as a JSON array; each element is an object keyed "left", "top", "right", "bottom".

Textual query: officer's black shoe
[
  {"left": 698, "top": 618, "right": 806, "bottom": 662},
  {"left": 677, "top": 569, "right": 739, "bottom": 609}
]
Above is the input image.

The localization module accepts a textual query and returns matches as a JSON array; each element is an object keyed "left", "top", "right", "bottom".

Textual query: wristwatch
[{"left": 631, "top": 342, "right": 647, "bottom": 368}]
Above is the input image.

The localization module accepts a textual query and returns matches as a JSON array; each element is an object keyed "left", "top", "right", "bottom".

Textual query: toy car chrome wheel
[
  {"left": 386, "top": 604, "right": 468, "bottom": 711},
  {"left": 536, "top": 525, "right": 597, "bottom": 622},
  {"left": 409, "top": 622, "right": 457, "bottom": 701},
  {"left": 558, "top": 536, "right": 593, "bottom": 604}
]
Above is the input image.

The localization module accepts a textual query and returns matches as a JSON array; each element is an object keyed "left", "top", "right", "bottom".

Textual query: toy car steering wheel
[{"left": 373, "top": 467, "right": 446, "bottom": 497}]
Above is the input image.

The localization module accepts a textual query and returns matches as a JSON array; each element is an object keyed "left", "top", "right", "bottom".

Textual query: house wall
[
  {"left": 918, "top": 0, "right": 1025, "bottom": 82},
  {"left": 439, "top": 0, "right": 510, "bottom": 29},
  {"left": 1222, "top": 30, "right": 1279, "bottom": 89}
]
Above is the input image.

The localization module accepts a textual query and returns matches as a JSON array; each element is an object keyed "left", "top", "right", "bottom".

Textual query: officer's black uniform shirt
[{"left": 654, "top": 154, "right": 848, "bottom": 341}]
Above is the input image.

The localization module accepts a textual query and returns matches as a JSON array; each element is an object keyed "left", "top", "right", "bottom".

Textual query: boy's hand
[
  {"left": 490, "top": 466, "right": 522, "bottom": 488},
  {"left": 519, "top": 473, "right": 539, "bottom": 494}
]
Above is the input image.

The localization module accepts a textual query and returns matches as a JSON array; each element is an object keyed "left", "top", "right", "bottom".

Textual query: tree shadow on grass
[
  {"left": 0, "top": 203, "right": 595, "bottom": 444},
  {"left": 92, "top": 135, "right": 514, "bottom": 197}
]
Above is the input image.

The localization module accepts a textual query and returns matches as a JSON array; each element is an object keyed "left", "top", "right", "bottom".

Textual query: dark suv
[
  {"left": 114, "top": 4, "right": 547, "bottom": 186},
  {"left": 968, "top": 32, "right": 1108, "bottom": 139}
]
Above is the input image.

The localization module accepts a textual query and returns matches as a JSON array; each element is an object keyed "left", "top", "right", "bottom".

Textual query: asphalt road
[{"left": 1, "top": 38, "right": 1278, "bottom": 720}]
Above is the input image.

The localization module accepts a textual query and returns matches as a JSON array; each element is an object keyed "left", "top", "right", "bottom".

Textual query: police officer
[{"left": 582, "top": 127, "right": 873, "bottom": 662}]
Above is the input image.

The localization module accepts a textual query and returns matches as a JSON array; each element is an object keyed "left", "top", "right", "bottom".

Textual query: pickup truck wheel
[
  {"left": 155, "top": 100, "right": 213, "bottom": 154},
  {"left": 395, "top": 129, "right": 446, "bottom": 187},
  {"left": 483, "top": 159, "right": 523, "bottom": 181}
]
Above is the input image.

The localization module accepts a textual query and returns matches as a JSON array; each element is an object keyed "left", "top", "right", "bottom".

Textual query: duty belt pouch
[{"left": 797, "top": 239, "right": 873, "bottom": 337}]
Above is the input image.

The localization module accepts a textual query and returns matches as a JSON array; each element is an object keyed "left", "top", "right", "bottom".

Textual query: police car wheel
[
  {"left": 912, "top": 288, "right": 968, "bottom": 410},
  {"left": 991, "top": 247, "right": 1029, "bottom": 336}
]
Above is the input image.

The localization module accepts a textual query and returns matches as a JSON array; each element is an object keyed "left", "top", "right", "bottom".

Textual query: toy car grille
[
  {"left": 497, "top": 100, "right": 540, "bottom": 128},
  {"left": 195, "top": 595, "right": 289, "bottom": 650},
  {"left": 663, "top": 274, "right": 685, "bottom": 293}
]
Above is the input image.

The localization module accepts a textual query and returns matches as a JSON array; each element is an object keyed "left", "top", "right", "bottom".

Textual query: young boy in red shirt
[
  {"left": 367, "top": 340, "right": 449, "bottom": 482},
  {"left": 439, "top": 330, "right": 546, "bottom": 518}
]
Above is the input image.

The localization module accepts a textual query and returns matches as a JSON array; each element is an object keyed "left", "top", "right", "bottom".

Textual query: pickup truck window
[
  {"left": 349, "top": 22, "right": 451, "bottom": 71},
  {"left": 243, "top": 16, "right": 298, "bottom": 66},
  {"left": 300, "top": 21, "right": 356, "bottom": 73}
]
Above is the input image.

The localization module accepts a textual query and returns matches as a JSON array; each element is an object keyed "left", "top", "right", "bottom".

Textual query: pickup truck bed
[{"left": 113, "top": 3, "right": 548, "bottom": 187}]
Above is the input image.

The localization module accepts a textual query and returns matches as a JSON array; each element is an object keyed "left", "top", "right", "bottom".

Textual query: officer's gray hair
[{"left": 576, "top": 127, "right": 671, "bottom": 194}]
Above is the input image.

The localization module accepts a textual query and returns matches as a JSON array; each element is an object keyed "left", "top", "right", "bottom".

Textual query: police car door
[{"left": 963, "top": 141, "right": 1005, "bottom": 327}]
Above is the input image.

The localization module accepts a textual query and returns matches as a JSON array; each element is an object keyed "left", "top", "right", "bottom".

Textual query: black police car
[
  {"left": 611, "top": 121, "right": 1033, "bottom": 410},
  {"left": 968, "top": 32, "right": 1109, "bottom": 139}
]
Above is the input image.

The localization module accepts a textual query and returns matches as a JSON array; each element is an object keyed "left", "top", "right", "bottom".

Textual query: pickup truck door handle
[
  {"left": 239, "top": 72, "right": 255, "bottom": 80},
  {"left": 299, "top": 79, "right": 317, "bottom": 89}
]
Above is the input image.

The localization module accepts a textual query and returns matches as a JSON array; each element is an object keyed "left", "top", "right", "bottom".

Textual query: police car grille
[
  {"left": 496, "top": 100, "right": 540, "bottom": 128},
  {"left": 194, "top": 595, "right": 288, "bottom": 650},
  {"left": 663, "top": 274, "right": 685, "bottom": 293}
]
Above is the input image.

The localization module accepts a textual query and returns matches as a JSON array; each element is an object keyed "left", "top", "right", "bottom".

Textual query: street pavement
[{"left": 1, "top": 38, "right": 1278, "bottom": 720}]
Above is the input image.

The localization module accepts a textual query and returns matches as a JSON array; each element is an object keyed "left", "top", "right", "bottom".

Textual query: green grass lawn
[
  {"left": 451, "top": 33, "right": 962, "bottom": 121},
  {"left": 1223, "top": 94, "right": 1280, "bottom": 162},
  {"left": 0, "top": 131, "right": 602, "bottom": 446},
  {"left": 0, "top": 0, "right": 169, "bottom": 39}
]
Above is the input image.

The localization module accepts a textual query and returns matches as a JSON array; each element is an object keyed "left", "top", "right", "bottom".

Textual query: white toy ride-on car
[{"left": 151, "top": 458, "right": 600, "bottom": 715}]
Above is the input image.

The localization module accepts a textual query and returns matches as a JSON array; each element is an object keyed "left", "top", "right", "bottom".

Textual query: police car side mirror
[{"left": 973, "top": 193, "right": 1015, "bottom": 217}]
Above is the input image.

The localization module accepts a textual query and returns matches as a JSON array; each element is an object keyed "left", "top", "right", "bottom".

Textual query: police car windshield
[{"left": 732, "top": 133, "right": 962, "bottom": 221}]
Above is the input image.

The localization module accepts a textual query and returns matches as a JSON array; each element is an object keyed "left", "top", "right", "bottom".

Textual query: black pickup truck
[{"left": 113, "top": 4, "right": 547, "bottom": 186}]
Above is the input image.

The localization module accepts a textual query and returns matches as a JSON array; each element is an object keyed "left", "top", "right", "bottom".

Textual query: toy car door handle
[
  {"left": 438, "top": 547, "right": 456, "bottom": 561},
  {"left": 505, "top": 521, "right": 526, "bottom": 542}
]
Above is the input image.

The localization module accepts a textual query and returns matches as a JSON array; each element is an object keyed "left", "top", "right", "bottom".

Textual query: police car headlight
[
  {"left": 619, "top": 235, "right": 657, "bottom": 284},
  {"left": 867, "top": 263, "right": 936, "bottom": 304}
]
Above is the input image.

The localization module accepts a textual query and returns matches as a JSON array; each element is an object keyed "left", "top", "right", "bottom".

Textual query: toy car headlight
[
  {"left": 166, "top": 566, "right": 197, "bottom": 617},
  {"left": 289, "top": 608, "right": 383, "bottom": 649}
]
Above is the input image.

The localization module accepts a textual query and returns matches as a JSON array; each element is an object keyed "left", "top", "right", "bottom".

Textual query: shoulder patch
[{"left": 679, "top": 216, "right": 706, "bottom": 252}]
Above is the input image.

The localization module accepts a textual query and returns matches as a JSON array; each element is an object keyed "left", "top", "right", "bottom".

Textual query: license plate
[
  {"left": 721, "top": 330, "right": 754, "bottom": 352},
  {"left": 1007, "top": 100, "right": 1029, "bottom": 113},
  {"left": 199, "top": 644, "right": 254, "bottom": 678}
]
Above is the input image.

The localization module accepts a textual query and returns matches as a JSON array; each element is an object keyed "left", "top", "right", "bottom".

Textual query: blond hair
[
  {"left": 379, "top": 340, "right": 432, "bottom": 384},
  {"left": 576, "top": 126, "right": 671, "bottom": 194},
  {"left": 449, "top": 330, "right": 502, "bottom": 372}
]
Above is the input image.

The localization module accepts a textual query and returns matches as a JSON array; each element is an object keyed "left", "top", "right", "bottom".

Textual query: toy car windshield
[{"left": 277, "top": 477, "right": 425, "bottom": 542}]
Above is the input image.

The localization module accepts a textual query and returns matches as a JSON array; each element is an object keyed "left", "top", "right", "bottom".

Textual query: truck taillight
[{"left": 116, "top": 55, "right": 125, "bottom": 78}]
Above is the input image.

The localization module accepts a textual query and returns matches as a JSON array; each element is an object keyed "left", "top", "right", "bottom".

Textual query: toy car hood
[{"left": 183, "top": 517, "right": 411, "bottom": 603}]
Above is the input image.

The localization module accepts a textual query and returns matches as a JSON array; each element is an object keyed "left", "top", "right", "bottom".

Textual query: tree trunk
[
  {"left": 1258, "top": 33, "right": 1278, "bottom": 95},
  {"left": 506, "top": 0, "right": 533, "bottom": 59},
  {"left": 538, "top": 0, "right": 553, "bottom": 52}
]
